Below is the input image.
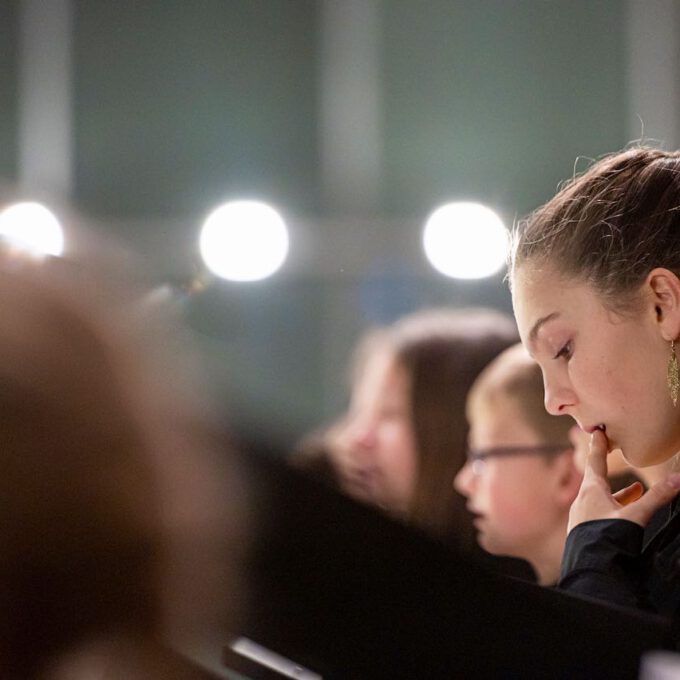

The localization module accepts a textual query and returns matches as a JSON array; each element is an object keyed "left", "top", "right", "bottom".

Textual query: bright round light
[
  {"left": 199, "top": 201, "right": 289, "bottom": 282},
  {"left": 0, "top": 202, "right": 64, "bottom": 257},
  {"left": 422, "top": 202, "right": 508, "bottom": 279}
]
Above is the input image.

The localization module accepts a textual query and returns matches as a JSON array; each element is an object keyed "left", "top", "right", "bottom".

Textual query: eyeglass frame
[{"left": 465, "top": 444, "right": 572, "bottom": 475}]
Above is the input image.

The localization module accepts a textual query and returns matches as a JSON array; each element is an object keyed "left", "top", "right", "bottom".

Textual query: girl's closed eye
[{"left": 554, "top": 341, "right": 572, "bottom": 361}]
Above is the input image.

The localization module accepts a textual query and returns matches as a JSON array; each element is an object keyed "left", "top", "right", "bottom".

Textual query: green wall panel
[
  {"left": 0, "top": 0, "right": 18, "bottom": 185},
  {"left": 185, "top": 275, "right": 326, "bottom": 449},
  {"left": 383, "top": 0, "right": 628, "bottom": 220},
  {"left": 74, "top": 0, "right": 319, "bottom": 219}
]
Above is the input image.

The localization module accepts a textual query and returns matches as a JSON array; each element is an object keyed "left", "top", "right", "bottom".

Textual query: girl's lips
[
  {"left": 467, "top": 506, "right": 484, "bottom": 521},
  {"left": 340, "top": 469, "right": 375, "bottom": 499},
  {"left": 583, "top": 424, "right": 606, "bottom": 434}
]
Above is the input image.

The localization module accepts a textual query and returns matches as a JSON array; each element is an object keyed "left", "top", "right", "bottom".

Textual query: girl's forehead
[
  {"left": 512, "top": 263, "right": 561, "bottom": 304},
  {"left": 512, "top": 266, "right": 598, "bottom": 343}
]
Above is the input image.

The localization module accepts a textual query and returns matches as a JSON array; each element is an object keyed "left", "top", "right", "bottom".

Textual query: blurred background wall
[{"left": 1, "top": 0, "right": 678, "bottom": 451}]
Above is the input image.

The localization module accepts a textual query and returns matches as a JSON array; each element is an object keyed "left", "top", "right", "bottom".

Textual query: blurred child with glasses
[{"left": 454, "top": 343, "right": 583, "bottom": 585}]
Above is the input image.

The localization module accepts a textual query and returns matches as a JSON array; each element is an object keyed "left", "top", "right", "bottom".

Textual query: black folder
[{"left": 227, "top": 451, "right": 673, "bottom": 680}]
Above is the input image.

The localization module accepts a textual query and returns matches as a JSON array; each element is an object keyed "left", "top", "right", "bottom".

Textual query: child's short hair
[{"left": 467, "top": 343, "right": 573, "bottom": 447}]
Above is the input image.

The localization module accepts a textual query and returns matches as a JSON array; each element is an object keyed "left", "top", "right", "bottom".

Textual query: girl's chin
[
  {"left": 616, "top": 445, "right": 646, "bottom": 468},
  {"left": 622, "top": 444, "right": 675, "bottom": 469}
]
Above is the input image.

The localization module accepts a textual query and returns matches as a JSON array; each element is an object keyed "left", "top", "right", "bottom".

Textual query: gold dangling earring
[{"left": 668, "top": 339, "right": 679, "bottom": 407}]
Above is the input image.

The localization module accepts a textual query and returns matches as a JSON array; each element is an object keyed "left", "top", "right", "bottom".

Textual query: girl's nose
[
  {"left": 543, "top": 376, "right": 576, "bottom": 416},
  {"left": 344, "top": 416, "right": 378, "bottom": 462},
  {"left": 453, "top": 461, "right": 474, "bottom": 496}
]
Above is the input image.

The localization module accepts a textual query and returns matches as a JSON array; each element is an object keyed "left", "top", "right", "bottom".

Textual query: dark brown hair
[
  {"left": 511, "top": 147, "right": 680, "bottom": 309},
  {"left": 389, "top": 308, "right": 518, "bottom": 551}
]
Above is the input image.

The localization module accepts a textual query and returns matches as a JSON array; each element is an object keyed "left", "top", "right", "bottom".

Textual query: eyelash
[{"left": 554, "top": 341, "right": 572, "bottom": 361}]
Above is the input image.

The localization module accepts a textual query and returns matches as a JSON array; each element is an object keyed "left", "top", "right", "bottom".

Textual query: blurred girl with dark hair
[{"left": 333, "top": 307, "right": 519, "bottom": 554}]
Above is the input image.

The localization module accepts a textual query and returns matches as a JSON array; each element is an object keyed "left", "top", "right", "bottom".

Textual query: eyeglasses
[{"left": 466, "top": 444, "right": 571, "bottom": 475}]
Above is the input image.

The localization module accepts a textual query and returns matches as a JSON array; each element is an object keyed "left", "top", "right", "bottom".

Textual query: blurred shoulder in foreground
[{"left": 0, "top": 252, "right": 247, "bottom": 679}]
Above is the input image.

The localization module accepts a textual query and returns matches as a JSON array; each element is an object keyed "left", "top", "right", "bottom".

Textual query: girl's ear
[{"left": 646, "top": 268, "right": 680, "bottom": 341}]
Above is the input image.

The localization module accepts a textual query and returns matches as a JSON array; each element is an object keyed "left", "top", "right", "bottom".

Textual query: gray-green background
[{"left": 1, "top": 1, "right": 657, "bottom": 450}]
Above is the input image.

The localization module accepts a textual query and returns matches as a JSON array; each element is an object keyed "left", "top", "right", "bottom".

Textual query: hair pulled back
[{"left": 511, "top": 147, "right": 680, "bottom": 308}]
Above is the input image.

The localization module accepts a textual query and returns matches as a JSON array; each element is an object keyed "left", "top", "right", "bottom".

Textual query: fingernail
[{"left": 666, "top": 474, "right": 680, "bottom": 489}]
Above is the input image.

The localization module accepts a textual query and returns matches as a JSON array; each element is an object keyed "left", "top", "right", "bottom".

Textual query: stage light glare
[
  {"left": 199, "top": 201, "right": 289, "bottom": 282},
  {"left": 422, "top": 202, "right": 507, "bottom": 279},
  {"left": 0, "top": 202, "right": 64, "bottom": 257}
]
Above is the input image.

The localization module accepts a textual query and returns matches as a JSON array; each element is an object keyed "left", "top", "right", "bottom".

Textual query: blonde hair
[{"left": 468, "top": 343, "right": 573, "bottom": 448}]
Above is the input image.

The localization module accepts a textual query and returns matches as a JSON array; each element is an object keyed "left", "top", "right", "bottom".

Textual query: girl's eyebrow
[{"left": 528, "top": 312, "right": 560, "bottom": 347}]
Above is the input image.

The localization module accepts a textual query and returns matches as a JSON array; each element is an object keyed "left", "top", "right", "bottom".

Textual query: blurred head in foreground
[
  {"left": 455, "top": 343, "right": 582, "bottom": 584},
  {"left": 0, "top": 255, "right": 244, "bottom": 679},
  {"left": 333, "top": 308, "right": 519, "bottom": 551}
]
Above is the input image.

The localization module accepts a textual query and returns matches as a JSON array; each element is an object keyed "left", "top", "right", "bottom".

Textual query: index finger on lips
[{"left": 583, "top": 428, "right": 609, "bottom": 479}]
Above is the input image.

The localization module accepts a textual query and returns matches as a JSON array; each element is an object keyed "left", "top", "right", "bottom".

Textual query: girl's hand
[{"left": 568, "top": 429, "right": 680, "bottom": 533}]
